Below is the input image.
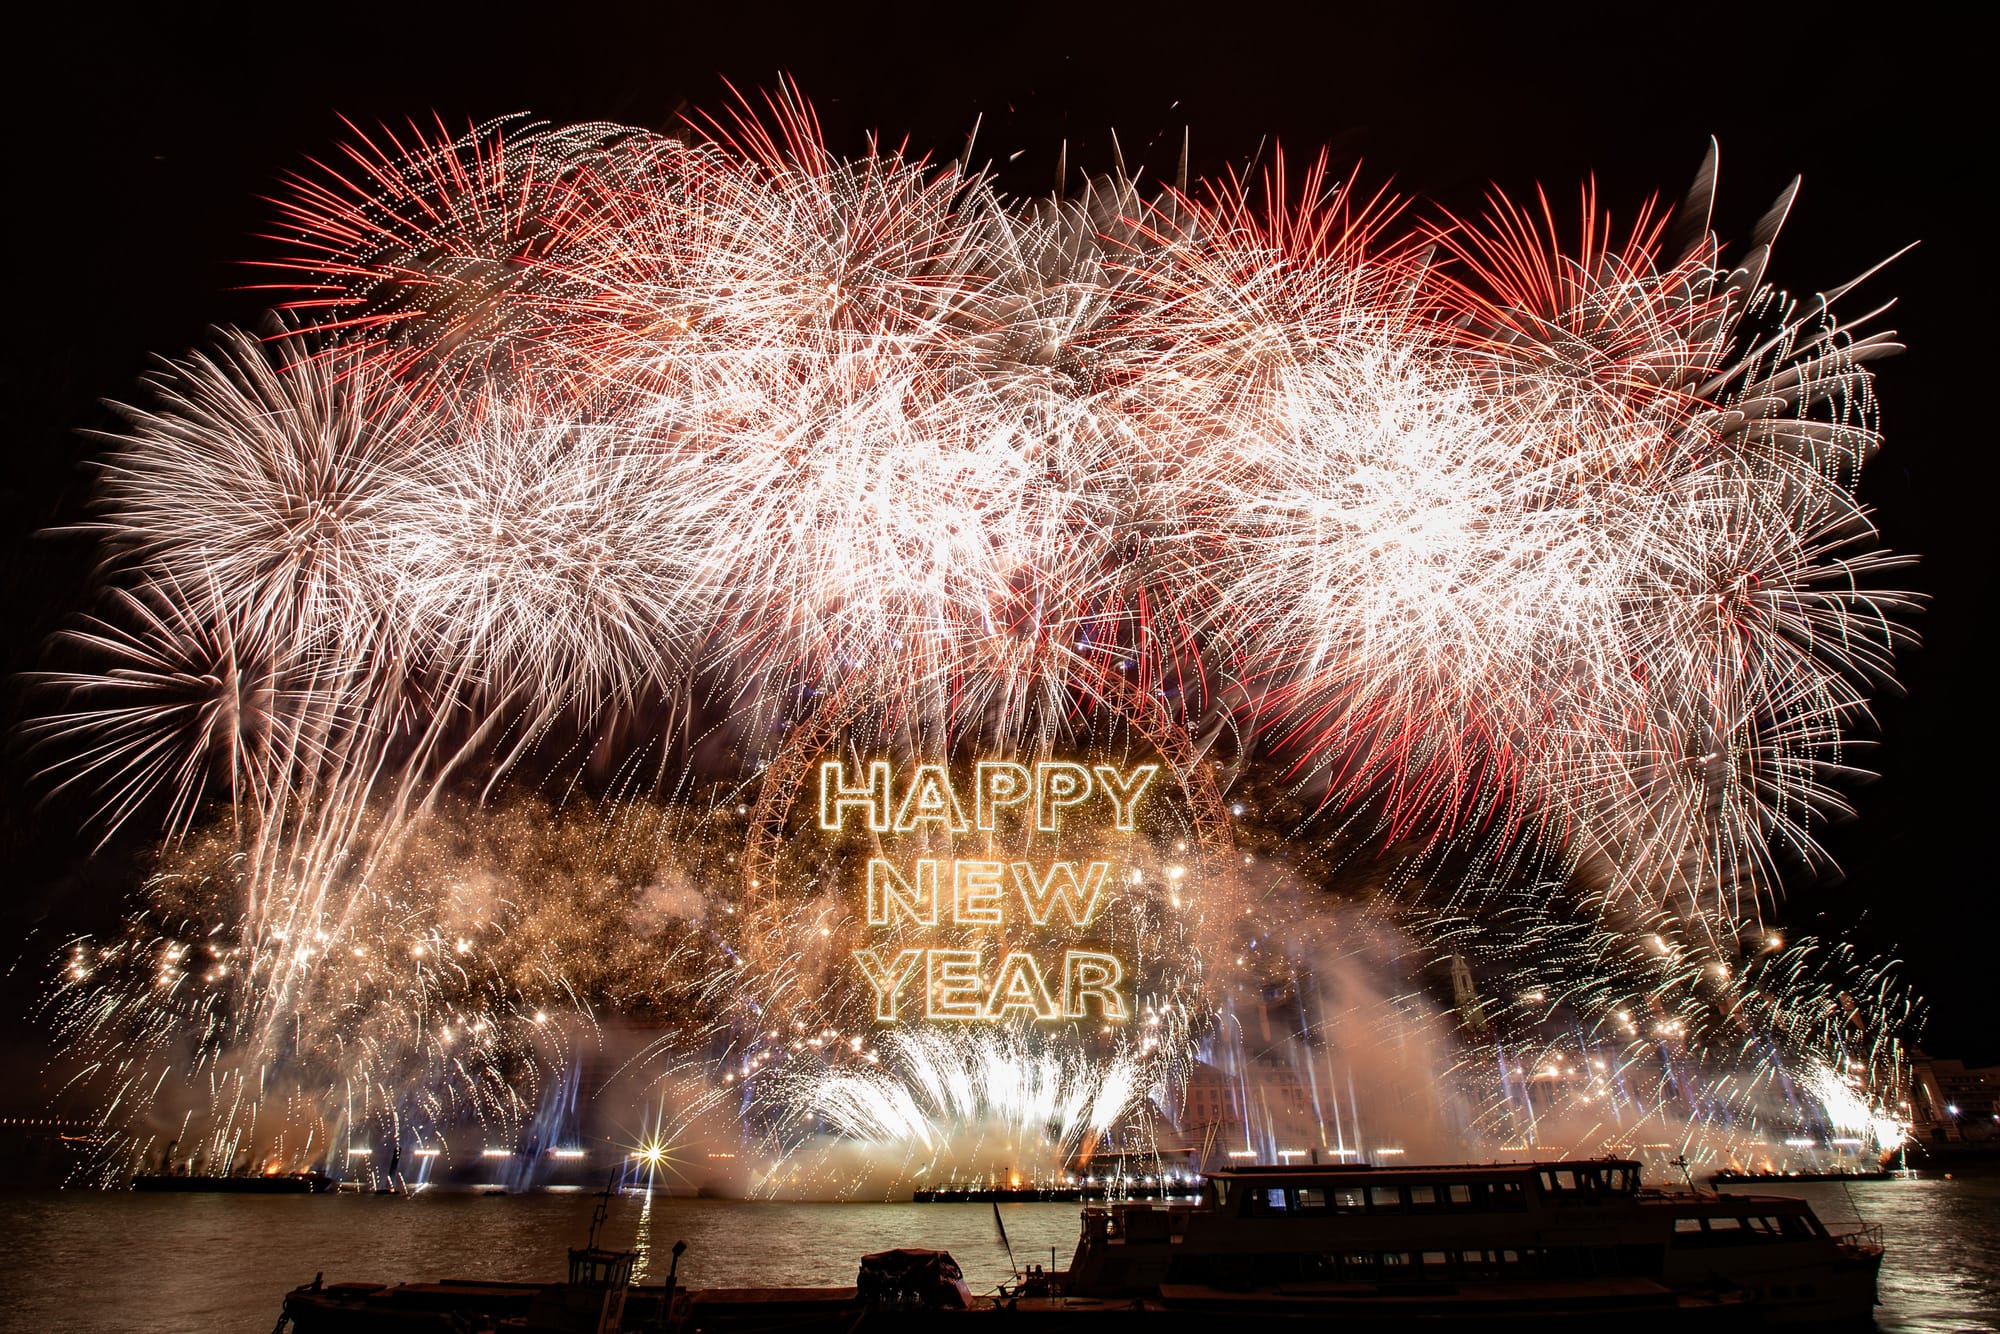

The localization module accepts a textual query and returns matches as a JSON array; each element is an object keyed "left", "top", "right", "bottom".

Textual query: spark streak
[{"left": 29, "top": 89, "right": 1920, "bottom": 1189}]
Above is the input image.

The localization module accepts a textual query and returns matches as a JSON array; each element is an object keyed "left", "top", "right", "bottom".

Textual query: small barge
[
  {"left": 1708, "top": 1168, "right": 1893, "bottom": 1185},
  {"left": 278, "top": 1157, "right": 1882, "bottom": 1331},
  {"left": 134, "top": 1170, "right": 333, "bottom": 1194},
  {"left": 913, "top": 1183, "right": 1200, "bottom": 1203}
]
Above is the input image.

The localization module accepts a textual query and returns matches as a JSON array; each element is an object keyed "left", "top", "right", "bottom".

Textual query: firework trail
[{"left": 27, "top": 86, "right": 1920, "bottom": 1187}]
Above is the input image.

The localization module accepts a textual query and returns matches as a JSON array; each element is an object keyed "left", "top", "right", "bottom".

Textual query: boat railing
[{"left": 1830, "top": 1220, "right": 1885, "bottom": 1255}]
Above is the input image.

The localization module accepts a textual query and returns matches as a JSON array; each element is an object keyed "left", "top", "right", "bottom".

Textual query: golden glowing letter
[
  {"left": 1093, "top": 764, "right": 1158, "bottom": 831},
  {"left": 984, "top": 952, "right": 1059, "bottom": 1020},
  {"left": 975, "top": 761, "right": 1032, "bottom": 830},
  {"left": 853, "top": 948, "right": 925, "bottom": 1021},
  {"left": 1011, "top": 860, "right": 1109, "bottom": 927},
  {"left": 952, "top": 860, "right": 1005, "bottom": 925},
  {"left": 926, "top": 949, "right": 984, "bottom": 1019},
  {"left": 1035, "top": 761, "right": 1093, "bottom": 832},
  {"left": 893, "top": 763, "right": 970, "bottom": 833},
  {"left": 820, "top": 760, "right": 891, "bottom": 832},
  {"left": 1062, "top": 950, "right": 1127, "bottom": 1020},
  {"left": 867, "top": 859, "right": 938, "bottom": 927}
]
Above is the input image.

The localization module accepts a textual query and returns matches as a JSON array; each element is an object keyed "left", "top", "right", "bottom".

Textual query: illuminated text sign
[{"left": 820, "top": 761, "right": 1156, "bottom": 1023}]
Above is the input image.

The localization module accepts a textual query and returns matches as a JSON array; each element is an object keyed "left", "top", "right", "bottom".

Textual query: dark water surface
[{"left": 0, "top": 1174, "right": 1993, "bottom": 1332}]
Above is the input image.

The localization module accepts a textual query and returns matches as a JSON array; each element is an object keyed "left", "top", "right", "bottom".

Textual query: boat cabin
[{"left": 1209, "top": 1160, "right": 1642, "bottom": 1218}]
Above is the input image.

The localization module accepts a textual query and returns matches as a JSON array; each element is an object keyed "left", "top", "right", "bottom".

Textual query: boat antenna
[
  {"left": 992, "top": 1198, "right": 1019, "bottom": 1279},
  {"left": 587, "top": 1171, "right": 615, "bottom": 1251},
  {"left": 1669, "top": 1154, "right": 1696, "bottom": 1193},
  {"left": 1839, "top": 1174, "right": 1863, "bottom": 1228}
]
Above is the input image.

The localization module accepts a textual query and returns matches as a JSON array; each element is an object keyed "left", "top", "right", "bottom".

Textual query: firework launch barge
[
  {"left": 277, "top": 1159, "right": 1881, "bottom": 1333},
  {"left": 133, "top": 1169, "right": 333, "bottom": 1194}
]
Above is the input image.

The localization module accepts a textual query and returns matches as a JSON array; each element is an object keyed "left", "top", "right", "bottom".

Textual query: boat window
[
  {"left": 1331, "top": 1187, "right": 1365, "bottom": 1212},
  {"left": 1368, "top": 1186, "right": 1403, "bottom": 1211},
  {"left": 1408, "top": 1185, "right": 1438, "bottom": 1208},
  {"left": 1500, "top": 1249, "right": 1521, "bottom": 1264},
  {"left": 1421, "top": 1251, "right": 1450, "bottom": 1267},
  {"left": 1464, "top": 1181, "right": 1526, "bottom": 1211},
  {"left": 1460, "top": 1250, "right": 1487, "bottom": 1266},
  {"left": 1708, "top": 1216, "right": 1742, "bottom": 1231},
  {"left": 1296, "top": 1187, "right": 1327, "bottom": 1212},
  {"left": 1454, "top": 1181, "right": 1522, "bottom": 1211},
  {"left": 1539, "top": 1168, "right": 1588, "bottom": 1194},
  {"left": 1603, "top": 1167, "right": 1629, "bottom": 1191},
  {"left": 1743, "top": 1217, "right": 1774, "bottom": 1236},
  {"left": 1264, "top": 1187, "right": 1289, "bottom": 1212},
  {"left": 1776, "top": 1214, "right": 1815, "bottom": 1240},
  {"left": 1339, "top": 1252, "right": 1373, "bottom": 1273},
  {"left": 1381, "top": 1251, "right": 1413, "bottom": 1267},
  {"left": 1674, "top": 1218, "right": 1704, "bottom": 1233}
]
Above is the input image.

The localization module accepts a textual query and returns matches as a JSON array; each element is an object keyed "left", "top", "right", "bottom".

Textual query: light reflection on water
[{"left": 0, "top": 1174, "right": 1992, "bottom": 1333}]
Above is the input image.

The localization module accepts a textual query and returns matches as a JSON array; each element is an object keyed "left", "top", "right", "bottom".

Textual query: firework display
[{"left": 27, "top": 86, "right": 1920, "bottom": 1194}]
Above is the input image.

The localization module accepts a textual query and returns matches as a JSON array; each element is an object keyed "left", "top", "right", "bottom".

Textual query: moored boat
[
  {"left": 1068, "top": 1159, "right": 1881, "bottom": 1329},
  {"left": 277, "top": 1157, "right": 1881, "bottom": 1331}
]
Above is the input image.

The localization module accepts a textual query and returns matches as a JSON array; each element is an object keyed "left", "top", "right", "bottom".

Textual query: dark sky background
[{"left": 1, "top": 4, "right": 1989, "bottom": 1074}]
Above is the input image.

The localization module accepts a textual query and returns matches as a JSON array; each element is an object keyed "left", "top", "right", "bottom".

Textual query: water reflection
[
  {"left": 632, "top": 1189, "right": 653, "bottom": 1282},
  {"left": 0, "top": 1173, "right": 1991, "bottom": 1332}
]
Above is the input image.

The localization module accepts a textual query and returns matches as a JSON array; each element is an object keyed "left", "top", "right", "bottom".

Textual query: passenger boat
[
  {"left": 276, "top": 1158, "right": 1881, "bottom": 1331},
  {"left": 1066, "top": 1159, "right": 1882, "bottom": 1328}
]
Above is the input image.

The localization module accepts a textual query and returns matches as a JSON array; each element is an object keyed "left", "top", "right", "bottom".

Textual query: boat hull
[{"left": 282, "top": 1280, "right": 1757, "bottom": 1333}]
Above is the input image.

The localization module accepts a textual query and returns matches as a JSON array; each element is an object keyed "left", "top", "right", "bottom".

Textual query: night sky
[{"left": 2, "top": 4, "right": 1988, "bottom": 1071}]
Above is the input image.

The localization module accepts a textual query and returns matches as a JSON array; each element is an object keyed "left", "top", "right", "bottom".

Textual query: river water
[{"left": 0, "top": 1174, "right": 1993, "bottom": 1332}]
